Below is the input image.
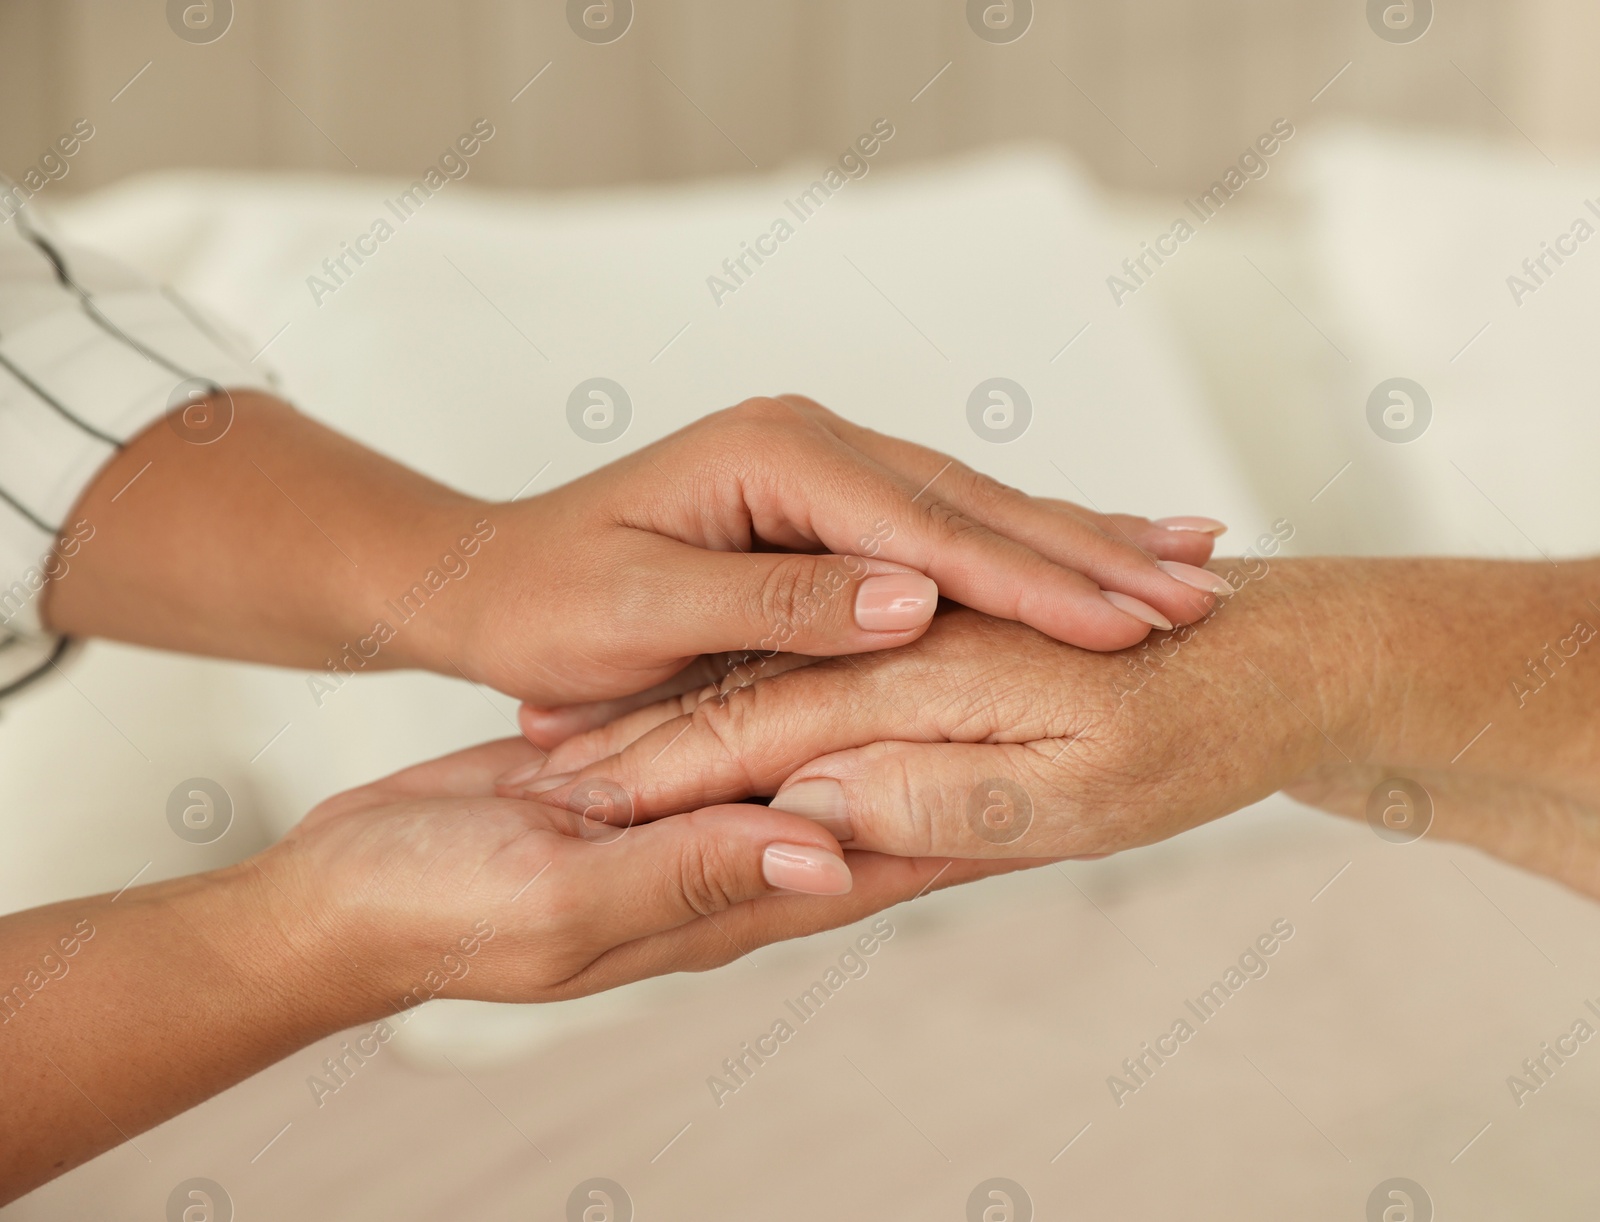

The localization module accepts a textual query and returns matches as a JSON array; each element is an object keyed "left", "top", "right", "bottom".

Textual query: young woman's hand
[
  {"left": 450, "top": 394, "right": 1227, "bottom": 705},
  {"left": 0, "top": 739, "right": 1034, "bottom": 1202},
  {"left": 44, "top": 390, "right": 1225, "bottom": 710},
  {"left": 268, "top": 738, "right": 1032, "bottom": 1004}
]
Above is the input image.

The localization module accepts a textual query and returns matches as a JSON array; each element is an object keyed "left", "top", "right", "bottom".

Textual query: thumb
[
  {"left": 562, "top": 803, "right": 855, "bottom": 949},
  {"left": 769, "top": 741, "right": 1069, "bottom": 858},
  {"left": 640, "top": 543, "right": 939, "bottom": 659}
]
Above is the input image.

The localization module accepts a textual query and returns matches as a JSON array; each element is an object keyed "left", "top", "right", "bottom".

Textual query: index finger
[
  {"left": 775, "top": 396, "right": 1225, "bottom": 621},
  {"left": 678, "top": 400, "right": 1213, "bottom": 650},
  {"left": 495, "top": 626, "right": 1044, "bottom": 828}
]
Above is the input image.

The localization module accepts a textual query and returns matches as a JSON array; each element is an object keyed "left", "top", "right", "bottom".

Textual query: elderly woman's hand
[
  {"left": 500, "top": 557, "right": 1600, "bottom": 896},
  {"left": 501, "top": 591, "right": 1342, "bottom": 860}
]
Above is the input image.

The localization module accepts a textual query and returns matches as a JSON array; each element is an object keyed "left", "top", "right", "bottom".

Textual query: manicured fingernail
[
  {"left": 495, "top": 758, "right": 549, "bottom": 788},
  {"left": 1102, "top": 590, "right": 1173, "bottom": 631},
  {"left": 1154, "top": 515, "right": 1228, "bottom": 537},
  {"left": 762, "top": 843, "right": 853, "bottom": 895},
  {"left": 1156, "top": 560, "right": 1232, "bottom": 596},
  {"left": 854, "top": 573, "right": 938, "bottom": 632},
  {"left": 771, "top": 778, "right": 853, "bottom": 842}
]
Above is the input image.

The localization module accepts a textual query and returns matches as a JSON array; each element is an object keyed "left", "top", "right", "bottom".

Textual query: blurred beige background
[{"left": 6, "top": 0, "right": 1600, "bottom": 197}]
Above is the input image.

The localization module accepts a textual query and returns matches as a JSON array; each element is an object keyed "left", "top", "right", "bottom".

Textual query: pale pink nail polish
[
  {"left": 1156, "top": 560, "right": 1233, "bottom": 596},
  {"left": 771, "top": 778, "right": 853, "bottom": 842},
  {"left": 1154, "top": 515, "right": 1228, "bottom": 537},
  {"left": 1102, "top": 590, "right": 1173, "bottom": 631},
  {"left": 762, "top": 843, "right": 853, "bottom": 895},
  {"left": 495, "top": 758, "right": 549, "bottom": 788},
  {"left": 855, "top": 573, "right": 938, "bottom": 632}
]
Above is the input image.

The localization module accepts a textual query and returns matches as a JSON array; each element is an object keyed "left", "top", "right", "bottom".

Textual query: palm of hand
[
  {"left": 265, "top": 737, "right": 1026, "bottom": 1011},
  {"left": 278, "top": 741, "right": 597, "bottom": 1002}
]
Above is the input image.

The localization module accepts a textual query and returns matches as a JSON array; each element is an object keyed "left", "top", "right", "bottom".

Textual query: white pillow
[{"left": 1296, "top": 126, "right": 1600, "bottom": 557}]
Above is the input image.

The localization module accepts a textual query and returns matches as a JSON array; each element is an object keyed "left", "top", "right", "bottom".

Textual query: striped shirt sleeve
[{"left": 0, "top": 191, "right": 276, "bottom": 701}]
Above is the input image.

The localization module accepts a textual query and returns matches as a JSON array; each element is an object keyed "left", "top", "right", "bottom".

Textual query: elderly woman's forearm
[{"left": 1339, "top": 556, "right": 1600, "bottom": 801}]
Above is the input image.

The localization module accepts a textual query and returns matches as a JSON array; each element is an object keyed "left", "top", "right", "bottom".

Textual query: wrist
[
  {"left": 247, "top": 813, "right": 509, "bottom": 1022},
  {"left": 1278, "top": 557, "right": 1396, "bottom": 767},
  {"left": 392, "top": 495, "right": 551, "bottom": 693},
  {"left": 1352, "top": 556, "right": 1600, "bottom": 796},
  {"left": 340, "top": 494, "right": 507, "bottom": 680},
  {"left": 1194, "top": 557, "right": 1381, "bottom": 779},
  {"left": 175, "top": 856, "right": 384, "bottom": 1039}
]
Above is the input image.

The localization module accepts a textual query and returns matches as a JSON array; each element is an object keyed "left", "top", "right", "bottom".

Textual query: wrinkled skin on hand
[
  {"left": 508, "top": 557, "right": 1600, "bottom": 902},
  {"left": 506, "top": 601, "right": 1348, "bottom": 860}
]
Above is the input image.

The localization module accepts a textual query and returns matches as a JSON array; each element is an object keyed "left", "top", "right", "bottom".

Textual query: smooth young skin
[
  {"left": 0, "top": 739, "right": 1035, "bottom": 1203},
  {"left": 40, "top": 391, "right": 1223, "bottom": 706},
  {"left": 504, "top": 558, "right": 1600, "bottom": 898}
]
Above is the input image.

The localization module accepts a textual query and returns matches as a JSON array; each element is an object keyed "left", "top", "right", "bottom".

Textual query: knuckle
[
  {"left": 915, "top": 616, "right": 1040, "bottom": 738},
  {"left": 755, "top": 556, "right": 833, "bottom": 642},
  {"left": 698, "top": 397, "right": 832, "bottom": 473},
  {"left": 684, "top": 696, "right": 761, "bottom": 791},
  {"left": 956, "top": 464, "right": 1024, "bottom": 516},
  {"left": 726, "top": 395, "right": 807, "bottom": 429},
  {"left": 714, "top": 661, "right": 759, "bottom": 703},
  {"left": 867, "top": 744, "right": 936, "bottom": 857},
  {"left": 773, "top": 393, "right": 833, "bottom": 422},
  {"left": 902, "top": 775, "right": 940, "bottom": 858},
  {"left": 682, "top": 682, "right": 721, "bottom": 713},
  {"left": 673, "top": 825, "right": 742, "bottom": 916},
  {"left": 918, "top": 496, "right": 989, "bottom": 546},
  {"left": 1006, "top": 747, "right": 1076, "bottom": 851},
  {"left": 1044, "top": 735, "right": 1161, "bottom": 851},
  {"left": 941, "top": 676, "right": 1011, "bottom": 741}
]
